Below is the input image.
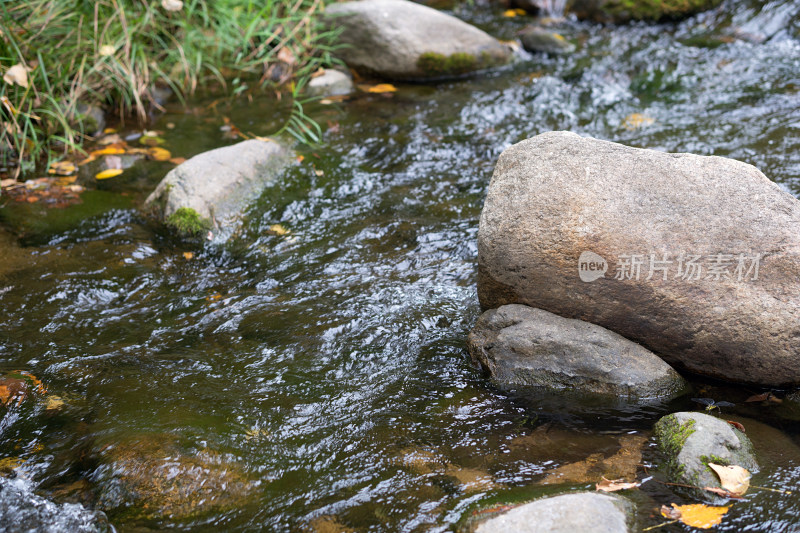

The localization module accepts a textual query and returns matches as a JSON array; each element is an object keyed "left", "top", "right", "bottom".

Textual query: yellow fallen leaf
[
  {"left": 296, "top": 155, "right": 305, "bottom": 163},
  {"left": 3, "top": 63, "right": 31, "bottom": 89},
  {"left": 661, "top": 503, "right": 729, "bottom": 529},
  {"left": 91, "top": 146, "right": 126, "bottom": 156},
  {"left": 708, "top": 463, "right": 750, "bottom": 496},
  {"left": 183, "top": 251, "right": 193, "bottom": 260},
  {"left": 147, "top": 147, "right": 172, "bottom": 161},
  {"left": 503, "top": 8, "right": 526, "bottom": 16},
  {"left": 95, "top": 168, "right": 123, "bottom": 180},
  {"left": 314, "top": 169, "right": 324, "bottom": 177},
  {"left": 621, "top": 113, "right": 655, "bottom": 131},
  {"left": 365, "top": 83, "right": 397, "bottom": 93},
  {"left": 269, "top": 224, "right": 289, "bottom": 236},
  {"left": 55, "top": 176, "right": 77, "bottom": 186},
  {"left": 48, "top": 161, "right": 77, "bottom": 176},
  {"left": 595, "top": 476, "right": 640, "bottom": 492},
  {"left": 103, "top": 127, "right": 117, "bottom": 134}
]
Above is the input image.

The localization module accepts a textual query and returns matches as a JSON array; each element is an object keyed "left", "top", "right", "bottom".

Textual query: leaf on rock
[
  {"left": 661, "top": 503, "right": 730, "bottom": 529},
  {"left": 708, "top": 463, "right": 750, "bottom": 496},
  {"left": 3, "top": 64, "right": 31, "bottom": 89},
  {"left": 703, "top": 486, "right": 744, "bottom": 499},
  {"left": 95, "top": 168, "right": 123, "bottom": 180},
  {"left": 596, "top": 476, "right": 640, "bottom": 492},
  {"left": 727, "top": 420, "right": 746, "bottom": 433}
]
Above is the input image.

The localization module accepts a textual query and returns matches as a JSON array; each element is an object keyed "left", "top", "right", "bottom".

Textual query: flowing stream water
[{"left": 1, "top": 0, "right": 800, "bottom": 531}]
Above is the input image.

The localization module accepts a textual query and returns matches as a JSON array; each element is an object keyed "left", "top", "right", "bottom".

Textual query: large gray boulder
[
  {"left": 145, "top": 139, "right": 293, "bottom": 240},
  {"left": 475, "top": 492, "right": 633, "bottom": 533},
  {"left": 468, "top": 304, "right": 688, "bottom": 399},
  {"left": 325, "top": 0, "right": 512, "bottom": 80},
  {"left": 653, "top": 412, "right": 758, "bottom": 501},
  {"left": 478, "top": 131, "right": 800, "bottom": 386}
]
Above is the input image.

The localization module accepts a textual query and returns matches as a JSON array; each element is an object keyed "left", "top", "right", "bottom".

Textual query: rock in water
[
  {"left": 519, "top": 27, "right": 576, "bottom": 55},
  {"left": 306, "top": 69, "right": 354, "bottom": 97},
  {"left": 654, "top": 412, "right": 757, "bottom": 501},
  {"left": 145, "top": 139, "right": 293, "bottom": 241},
  {"left": 474, "top": 492, "right": 633, "bottom": 533},
  {"left": 468, "top": 304, "right": 687, "bottom": 399},
  {"left": 325, "top": 0, "right": 512, "bottom": 80},
  {"left": 568, "top": 0, "right": 721, "bottom": 23},
  {"left": 478, "top": 131, "right": 800, "bottom": 386}
]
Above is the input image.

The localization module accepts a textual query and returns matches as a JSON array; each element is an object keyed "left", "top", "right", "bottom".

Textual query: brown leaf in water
[
  {"left": 596, "top": 476, "right": 640, "bottom": 492},
  {"left": 727, "top": 420, "right": 746, "bottom": 433}
]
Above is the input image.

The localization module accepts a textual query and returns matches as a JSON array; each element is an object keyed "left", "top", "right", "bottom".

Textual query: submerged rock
[
  {"left": 306, "top": 69, "right": 354, "bottom": 97},
  {"left": 478, "top": 131, "right": 800, "bottom": 386},
  {"left": 519, "top": 27, "right": 576, "bottom": 55},
  {"left": 144, "top": 139, "right": 294, "bottom": 241},
  {"left": 94, "top": 436, "right": 253, "bottom": 521},
  {"left": 474, "top": 492, "right": 633, "bottom": 533},
  {"left": 568, "top": 0, "right": 721, "bottom": 23},
  {"left": 325, "top": 0, "right": 512, "bottom": 80},
  {"left": 653, "top": 412, "right": 757, "bottom": 501},
  {"left": 0, "top": 477, "right": 110, "bottom": 533},
  {"left": 468, "top": 304, "right": 688, "bottom": 399}
]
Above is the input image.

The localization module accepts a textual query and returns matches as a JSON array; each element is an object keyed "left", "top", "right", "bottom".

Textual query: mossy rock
[
  {"left": 165, "top": 207, "right": 211, "bottom": 237},
  {"left": 653, "top": 412, "right": 757, "bottom": 502},
  {"left": 568, "top": 0, "right": 722, "bottom": 23}
]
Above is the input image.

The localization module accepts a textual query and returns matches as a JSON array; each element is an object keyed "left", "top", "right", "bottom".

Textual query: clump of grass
[
  {"left": 165, "top": 206, "right": 210, "bottom": 236},
  {"left": 0, "top": 0, "right": 340, "bottom": 177}
]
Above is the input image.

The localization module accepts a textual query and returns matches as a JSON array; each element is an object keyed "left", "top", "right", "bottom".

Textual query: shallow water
[{"left": 1, "top": 0, "right": 800, "bottom": 531}]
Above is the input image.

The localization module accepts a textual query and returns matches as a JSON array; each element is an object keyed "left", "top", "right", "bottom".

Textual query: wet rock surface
[
  {"left": 478, "top": 131, "right": 800, "bottom": 386},
  {"left": 468, "top": 304, "right": 688, "bottom": 399},
  {"left": 654, "top": 412, "right": 758, "bottom": 501},
  {"left": 144, "top": 138, "right": 294, "bottom": 241},
  {"left": 474, "top": 491, "right": 633, "bottom": 533},
  {"left": 325, "top": 0, "right": 512, "bottom": 80},
  {"left": 519, "top": 27, "right": 576, "bottom": 54}
]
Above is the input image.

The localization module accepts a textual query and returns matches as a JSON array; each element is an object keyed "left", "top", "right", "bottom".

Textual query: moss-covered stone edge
[
  {"left": 416, "top": 50, "right": 507, "bottom": 78},
  {"left": 165, "top": 207, "right": 211, "bottom": 237},
  {"left": 653, "top": 414, "right": 695, "bottom": 481},
  {"left": 599, "top": 0, "right": 723, "bottom": 22}
]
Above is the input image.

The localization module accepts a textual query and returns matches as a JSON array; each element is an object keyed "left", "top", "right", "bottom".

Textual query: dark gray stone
[
  {"left": 468, "top": 304, "right": 688, "bottom": 399},
  {"left": 325, "top": 0, "right": 512, "bottom": 80},
  {"left": 144, "top": 139, "right": 294, "bottom": 241},
  {"left": 478, "top": 131, "right": 800, "bottom": 386},
  {"left": 654, "top": 412, "right": 758, "bottom": 501},
  {"left": 520, "top": 27, "right": 576, "bottom": 55},
  {"left": 475, "top": 492, "right": 632, "bottom": 533}
]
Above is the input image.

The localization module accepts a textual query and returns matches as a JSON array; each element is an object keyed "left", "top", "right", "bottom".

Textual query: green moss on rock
[
  {"left": 417, "top": 51, "right": 494, "bottom": 77},
  {"left": 166, "top": 207, "right": 210, "bottom": 237},
  {"left": 653, "top": 414, "right": 695, "bottom": 478},
  {"left": 600, "top": 0, "right": 722, "bottom": 21}
]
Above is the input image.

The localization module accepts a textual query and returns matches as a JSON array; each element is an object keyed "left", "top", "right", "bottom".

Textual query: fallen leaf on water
[
  {"left": 708, "top": 463, "right": 750, "bottom": 496},
  {"left": 661, "top": 503, "right": 729, "bottom": 529},
  {"left": 621, "top": 113, "right": 655, "bottom": 131},
  {"left": 503, "top": 8, "right": 526, "bottom": 16},
  {"left": 296, "top": 155, "right": 305, "bottom": 163},
  {"left": 147, "top": 147, "right": 172, "bottom": 161},
  {"left": 48, "top": 161, "right": 77, "bottom": 176},
  {"left": 95, "top": 168, "right": 123, "bottom": 180},
  {"left": 91, "top": 146, "right": 126, "bottom": 157},
  {"left": 745, "top": 392, "right": 782, "bottom": 404},
  {"left": 169, "top": 157, "right": 186, "bottom": 165},
  {"left": 0, "top": 457, "right": 25, "bottom": 474},
  {"left": 183, "top": 252, "right": 193, "bottom": 260},
  {"left": 45, "top": 396, "right": 65, "bottom": 411},
  {"left": 703, "top": 486, "right": 744, "bottom": 499},
  {"left": 162, "top": 0, "right": 183, "bottom": 11},
  {"left": 360, "top": 83, "right": 397, "bottom": 93},
  {"left": 727, "top": 420, "right": 746, "bottom": 433},
  {"left": 268, "top": 224, "right": 289, "bottom": 236},
  {"left": 206, "top": 293, "right": 222, "bottom": 302},
  {"left": 596, "top": 476, "right": 640, "bottom": 492},
  {"left": 3, "top": 63, "right": 31, "bottom": 88},
  {"left": 97, "top": 133, "right": 122, "bottom": 145},
  {"left": 54, "top": 176, "right": 77, "bottom": 186},
  {"left": 314, "top": 169, "right": 324, "bottom": 177}
]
